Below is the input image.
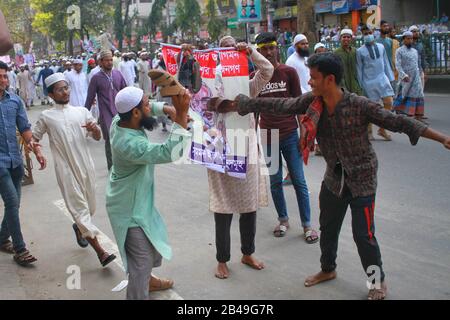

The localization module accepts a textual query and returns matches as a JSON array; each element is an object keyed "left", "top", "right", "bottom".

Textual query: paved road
[{"left": 1, "top": 94, "right": 449, "bottom": 300}]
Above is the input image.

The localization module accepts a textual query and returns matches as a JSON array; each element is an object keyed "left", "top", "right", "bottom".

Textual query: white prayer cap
[
  {"left": 72, "top": 58, "right": 82, "bottom": 64},
  {"left": 340, "top": 28, "right": 353, "bottom": 37},
  {"left": 314, "top": 43, "right": 326, "bottom": 52},
  {"left": 99, "top": 50, "right": 113, "bottom": 59},
  {"left": 409, "top": 25, "right": 419, "bottom": 32},
  {"left": 402, "top": 31, "right": 413, "bottom": 38},
  {"left": 293, "top": 34, "right": 307, "bottom": 46},
  {"left": 115, "top": 87, "right": 144, "bottom": 114},
  {"left": 45, "top": 73, "right": 67, "bottom": 88}
]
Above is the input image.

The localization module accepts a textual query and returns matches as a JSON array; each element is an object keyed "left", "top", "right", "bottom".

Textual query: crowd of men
[{"left": 1, "top": 12, "right": 450, "bottom": 301}]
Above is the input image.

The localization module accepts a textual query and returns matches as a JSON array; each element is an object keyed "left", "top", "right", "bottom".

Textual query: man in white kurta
[
  {"left": 119, "top": 54, "right": 136, "bottom": 87},
  {"left": 137, "top": 53, "right": 151, "bottom": 96},
  {"left": 17, "top": 65, "right": 33, "bottom": 108},
  {"left": 286, "top": 34, "right": 312, "bottom": 94},
  {"left": 64, "top": 59, "right": 88, "bottom": 107},
  {"left": 32, "top": 73, "right": 116, "bottom": 267}
]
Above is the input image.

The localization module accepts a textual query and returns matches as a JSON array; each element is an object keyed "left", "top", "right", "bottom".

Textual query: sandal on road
[
  {"left": 148, "top": 69, "right": 185, "bottom": 97},
  {"left": 14, "top": 250, "right": 37, "bottom": 266},
  {"left": 273, "top": 223, "right": 289, "bottom": 238},
  {"left": 304, "top": 229, "right": 319, "bottom": 244},
  {"left": 0, "top": 240, "right": 15, "bottom": 254},
  {"left": 149, "top": 276, "right": 174, "bottom": 292}
]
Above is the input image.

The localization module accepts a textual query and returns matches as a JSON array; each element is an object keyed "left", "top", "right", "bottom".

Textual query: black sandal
[{"left": 14, "top": 250, "right": 37, "bottom": 266}]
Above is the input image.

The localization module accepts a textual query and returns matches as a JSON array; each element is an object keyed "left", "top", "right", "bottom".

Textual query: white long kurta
[
  {"left": 17, "top": 70, "right": 33, "bottom": 104},
  {"left": 286, "top": 52, "right": 312, "bottom": 94},
  {"left": 65, "top": 70, "right": 88, "bottom": 107},
  {"left": 32, "top": 104, "right": 100, "bottom": 239},
  {"left": 137, "top": 60, "right": 151, "bottom": 95},
  {"left": 119, "top": 60, "right": 135, "bottom": 87}
]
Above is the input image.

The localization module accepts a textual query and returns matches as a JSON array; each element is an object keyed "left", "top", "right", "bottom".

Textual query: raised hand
[{"left": 235, "top": 42, "right": 252, "bottom": 55}]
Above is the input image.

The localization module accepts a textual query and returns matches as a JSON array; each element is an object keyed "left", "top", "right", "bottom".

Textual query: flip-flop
[
  {"left": 305, "top": 229, "right": 319, "bottom": 244},
  {"left": 273, "top": 224, "right": 288, "bottom": 237},
  {"left": 72, "top": 223, "right": 89, "bottom": 248},
  {"left": 148, "top": 69, "right": 185, "bottom": 97}
]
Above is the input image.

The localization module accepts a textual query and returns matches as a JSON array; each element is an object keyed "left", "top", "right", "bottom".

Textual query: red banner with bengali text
[
  {"left": 218, "top": 50, "right": 249, "bottom": 78},
  {"left": 161, "top": 45, "right": 181, "bottom": 75}
]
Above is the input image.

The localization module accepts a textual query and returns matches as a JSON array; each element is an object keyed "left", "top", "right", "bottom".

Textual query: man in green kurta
[
  {"left": 106, "top": 86, "right": 191, "bottom": 300},
  {"left": 334, "top": 29, "right": 363, "bottom": 96}
]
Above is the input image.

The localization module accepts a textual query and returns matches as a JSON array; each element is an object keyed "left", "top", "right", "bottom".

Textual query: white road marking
[{"left": 52, "top": 199, "right": 183, "bottom": 300}]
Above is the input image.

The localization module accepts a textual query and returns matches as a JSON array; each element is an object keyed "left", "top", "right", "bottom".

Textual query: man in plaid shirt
[{"left": 208, "top": 52, "right": 450, "bottom": 300}]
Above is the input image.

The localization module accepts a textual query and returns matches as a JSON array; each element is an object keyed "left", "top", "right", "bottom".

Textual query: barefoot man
[{"left": 208, "top": 52, "right": 450, "bottom": 300}]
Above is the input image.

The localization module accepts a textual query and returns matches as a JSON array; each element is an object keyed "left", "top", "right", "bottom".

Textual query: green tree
[
  {"left": 114, "top": 0, "right": 136, "bottom": 50},
  {"left": 206, "top": 0, "right": 224, "bottom": 42},
  {"left": 31, "top": 0, "right": 114, "bottom": 55},
  {"left": 145, "top": 0, "right": 166, "bottom": 40},
  {"left": 174, "top": 0, "right": 201, "bottom": 41}
]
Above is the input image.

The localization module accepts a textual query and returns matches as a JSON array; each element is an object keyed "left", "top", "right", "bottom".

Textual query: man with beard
[
  {"left": 286, "top": 34, "right": 312, "bottom": 94},
  {"left": 32, "top": 73, "right": 116, "bottom": 267},
  {"left": 106, "top": 86, "right": 191, "bottom": 300},
  {"left": 393, "top": 32, "right": 426, "bottom": 121},
  {"left": 85, "top": 51, "right": 127, "bottom": 170}
]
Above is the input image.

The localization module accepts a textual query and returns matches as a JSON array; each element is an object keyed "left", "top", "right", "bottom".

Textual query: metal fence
[{"left": 279, "top": 33, "right": 450, "bottom": 75}]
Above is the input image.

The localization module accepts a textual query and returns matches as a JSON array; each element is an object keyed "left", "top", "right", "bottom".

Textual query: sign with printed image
[{"left": 237, "top": 0, "right": 262, "bottom": 23}]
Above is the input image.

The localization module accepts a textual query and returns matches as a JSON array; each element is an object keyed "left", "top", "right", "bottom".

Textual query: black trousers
[
  {"left": 319, "top": 183, "right": 385, "bottom": 283},
  {"left": 105, "top": 134, "right": 112, "bottom": 171},
  {"left": 214, "top": 212, "right": 256, "bottom": 263}
]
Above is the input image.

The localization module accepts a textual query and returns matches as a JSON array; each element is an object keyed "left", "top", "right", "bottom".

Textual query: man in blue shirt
[
  {"left": 37, "top": 62, "right": 54, "bottom": 105},
  {"left": 0, "top": 61, "right": 46, "bottom": 266}
]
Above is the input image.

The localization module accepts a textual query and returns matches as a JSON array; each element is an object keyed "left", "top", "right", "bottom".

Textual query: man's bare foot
[
  {"left": 215, "top": 262, "right": 230, "bottom": 279},
  {"left": 241, "top": 255, "right": 265, "bottom": 270},
  {"left": 368, "top": 281, "right": 387, "bottom": 300},
  {"left": 304, "top": 271, "right": 337, "bottom": 287}
]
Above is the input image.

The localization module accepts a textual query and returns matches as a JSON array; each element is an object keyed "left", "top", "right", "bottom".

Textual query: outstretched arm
[
  {"left": 365, "top": 99, "right": 450, "bottom": 149},
  {"left": 422, "top": 128, "right": 450, "bottom": 149},
  {"left": 208, "top": 91, "right": 315, "bottom": 116}
]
